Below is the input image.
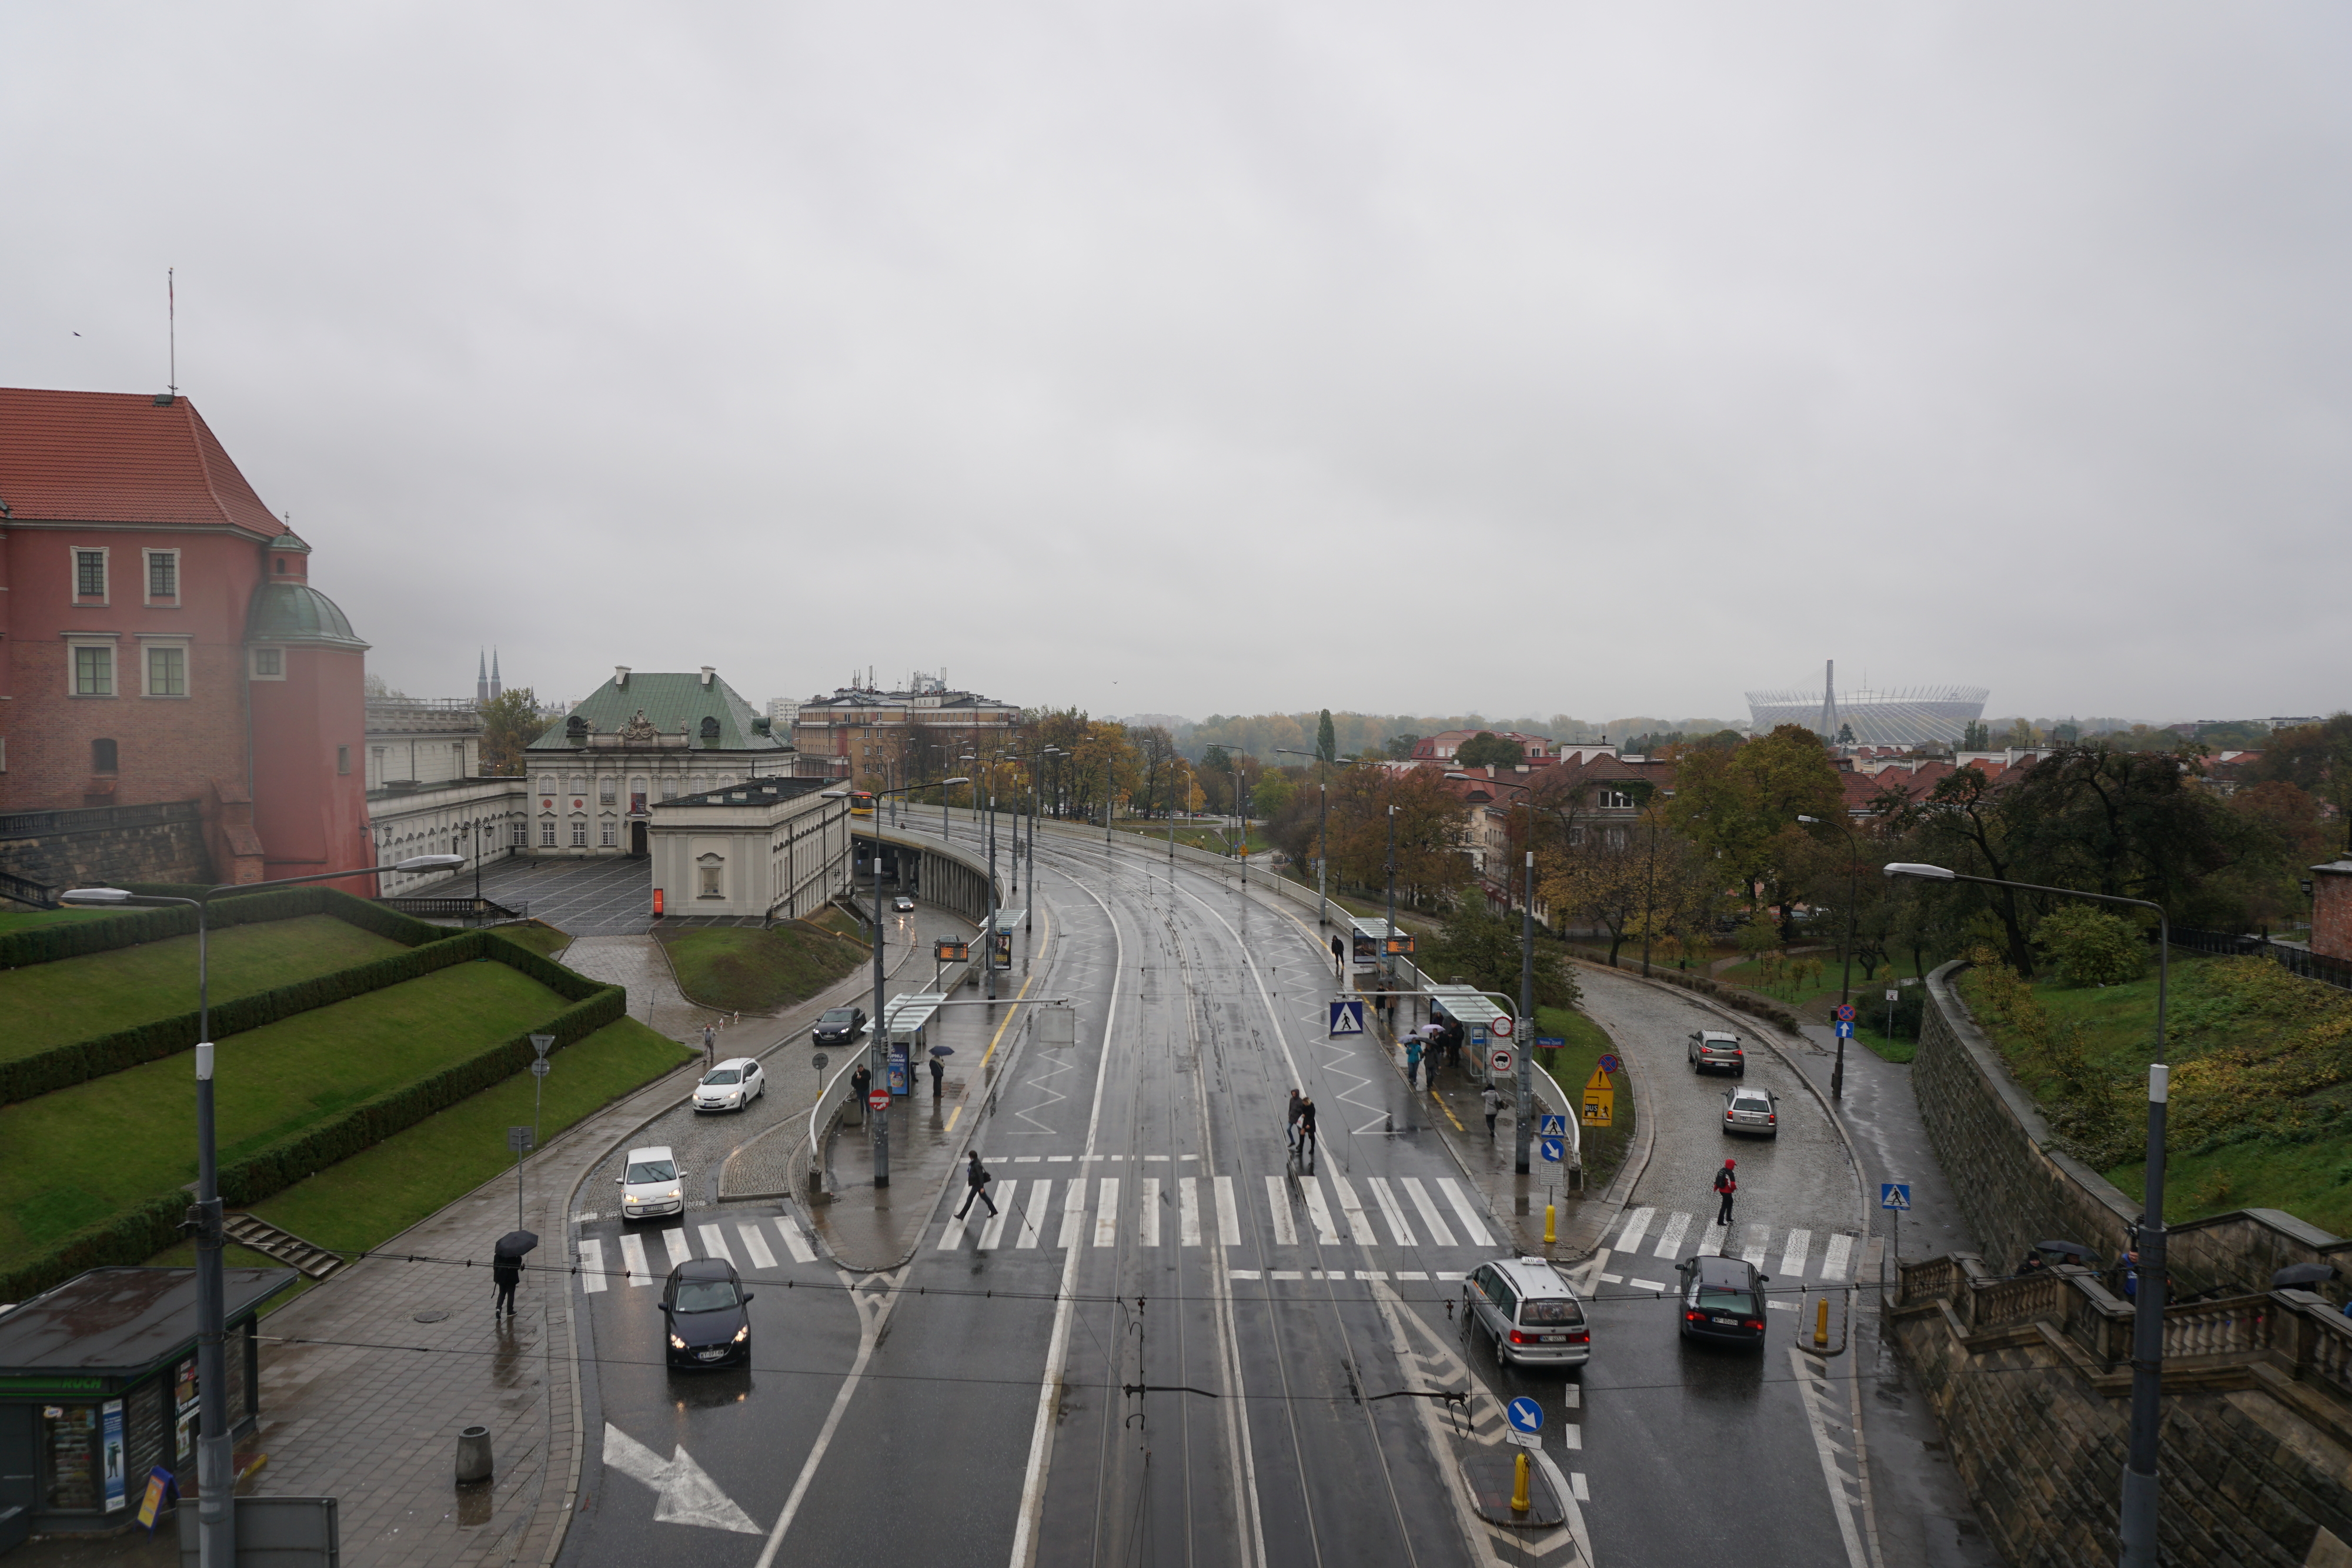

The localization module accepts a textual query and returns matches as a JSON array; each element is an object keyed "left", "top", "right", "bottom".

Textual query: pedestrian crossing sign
[
  {"left": 1539, "top": 1114, "right": 1566, "bottom": 1137},
  {"left": 1881, "top": 1183, "right": 1911, "bottom": 1211},
  {"left": 1328, "top": 999, "right": 1366, "bottom": 1036}
]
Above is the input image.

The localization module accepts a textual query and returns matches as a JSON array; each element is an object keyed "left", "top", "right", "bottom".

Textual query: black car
[
  {"left": 663, "top": 1258, "right": 752, "bottom": 1368},
  {"left": 1676, "top": 1253, "right": 1769, "bottom": 1347},
  {"left": 813, "top": 1007, "right": 867, "bottom": 1048}
]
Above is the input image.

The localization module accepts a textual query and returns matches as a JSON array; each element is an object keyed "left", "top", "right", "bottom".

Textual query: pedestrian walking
[
  {"left": 1482, "top": 1084, "right": 1501, "bottom": 1137},
  {"left": 928, "top": 1054, "right": 945, "bottom": 1099},
  {"left": 1404, "top": 1037, "right": 1423, "bottom": 1090},
  {"left": 956, "top": 1151, "right": 998, "bottom": 1219},
  {"left": 492, "top": 1254, "right": 520, "bottom": 1318},
  {"left": 701, "top": 1023, "right": 716, "bottom": 1066},
  {"left": 1297, "top": 1096, "right": 1318, "bottom": 1158},
  {"left": 1286, "top": 1088, "right": 1304, "bottom": 1151},
  {"left": 1713, "top": 1159, "right": 1738, "bottom": 1226}
]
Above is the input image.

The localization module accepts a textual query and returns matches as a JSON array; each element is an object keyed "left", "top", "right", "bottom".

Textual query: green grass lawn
[
  {"left": 485, "top": 920, "right": 571, "bottom": 960},
  {"left": 0, "top": 907, "right": 125, "bottom": 934},
  {"left": 0, "top": 914, "right": 410, "bottom": 1062},
  {"left": 1532, "top": 1003, "right": 1635, "bottom": 1192},
  {"left": 659, "top": 924, "right": 865, "bottom": 1014},
  {"left": 143, "top": 1017, "right": 694, "bottom": 1309},
  {"left": 1, "top": 959, "right": 574, "bottom": 1263}
]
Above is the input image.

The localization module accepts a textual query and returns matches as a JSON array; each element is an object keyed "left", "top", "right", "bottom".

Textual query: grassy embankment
[
  {"left": 659, "top": 921, "right": 867, "bottom": 1014},
  {"left": 483, "top": 919, "right": 572, "bottom": 960},
  {"left": 1713, "top": 954, "right": 1922, "bottom": 1063},
  {"left": 0, "top": 914, "right": 407, "bottom": 1062},
  {"left": 1532, "top": 1003, "right": 1634, "bottom": 1192},
  {"left": 1959, "top": 955, "right": 2352, "bottom": 1235}
]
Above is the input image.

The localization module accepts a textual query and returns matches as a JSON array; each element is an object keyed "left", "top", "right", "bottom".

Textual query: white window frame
[
  {"left": 540, "top": 820, "right": 559, "bottom": 847},
  {"left": 511, "top": 821, "right": 529, "bottom": 848},
  {"left": 66, "top": 636, "right": 118, "bottom": 697},
  {"left": 250, "top": 646, "right": 286, "bottom": 680},
  {"left": 599, "top": 818, "right": 617, "bottom": 848},
  {"left": 697, "top": 853, "right": 725, "bottom": 898},
  {"left": 570, "top": 818, "right": 589, "bottom": 848},
  {"left": 143, "top": 548, "right": 181, "bottom": 606},
  {"left": 71, "top": 546, "right": 109, "bottom": 604},
  {"left": 139, "top": 637, "right": 192, "bottom": 699},
  {"left": 599, "top": 776, "right": 618, "bottom": 805}
]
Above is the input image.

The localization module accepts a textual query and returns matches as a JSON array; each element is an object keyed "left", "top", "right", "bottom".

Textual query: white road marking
[
  {"left": 1230, "top": 1269, "right": 1262, "bottom": 1279},
  {"left": 755, "top": 1268, "right": 906, "bottom": 1566},
  {"left": 1652, "top": 1211, "right": 1693, "bottom": 1259},
  {"left": 1435, "top": 1178, "right": 1492, "bottom": 1246},
  {"left": 698, "top": 1225, "right": 736, "bottom": 1266},
  {"left": 1561, "top": 1423, "right": 1582, "bottom": 1450},
  {"left": 1093, "top": 1179, "right": 1120, "bottom": 1246},
  {"left": 1399, "top": 1178, "right": 1456, "bottom": 1247},
  {"left": 1329, "top": 1176, "right": 1378, "bottom": 1246},
  {"left": 1214, "top": 1175, "right": 1241, "bottom": 1245},
  {"left": 1435, "top": 1271, "right": 1467, "bottom": 1280},
  {"left": 1701, "top": 1219, "right": 1731, "bottom": 1254},
  {"left": 1768, "top": 1300, "right": 1798, "bottom": 1310},
  {"left": 1788, "top": 1346, "right": 1873, "bottom": 1568},
  {"left": 1047, "top": 1155, "right": 1074, "bottom": 1162},
  {"left": 662, "top": 1228, "right": 694, "bottom": 1269},
  {"left": 1629, "top": 1277, "right": 1668, "bottom": 1292},
  {"left": 1138, "top": 1178, "right": 1161, "bottom": 1247},
  {"left": 1299, "top": 1178, "right": 1342, "bottom": 1246},
  {"left": 1615, "top": 1205, "right": 1656, "bottom": 1253},
  {"left": 1781, "top": 1228, "right": 1813, "bottom": 1279},
  {"left": 1562, "top": 1385, "right": 1579, "bottom": 1409},
  {"left": 1820, "top": 1232, "right": 1854, "bottom": 1282},
  {"left": 577, "top": 1238, "right": 607, "bottom": 1293},
  {"left": 1262, "top": 1177, "right": 1297, "bottom": 1246},
  {"left": 603, "top": 1423, "right": 760, "bottom": 1533},
  {"left": 1015, "top": 1180, "right": 1048, "bottom": 1248},
  {"left": 1014, "top": 1155, "right": 1042, "bottom": 1163},
  {"left": 1145, "top": 1154, "right": 1170, "bottom": 1161},
  {"left": 1394, "top": 1271, "right": 1428, "bottom": 1281},
  {"left": 1570, "top": 1472, "right": 1589, "bottom": 1502},
  {"left": 1742, "top": 1224, "right": 1770, "bottom": 1272},
  {"left": 1364, "top": 1177, "right": 1418, "bottom": 1246},
  {"left": 977, "top": 1181, "right": 1017, "bottom": 1249},
  {"left": 1179, "top": 1178, "right": 1203, "bottom": 1246},
  {"left": 619, "top": 1232, "right": 652, "bottom": 1285},
  {"left": 1354, "top": 1270, "right": 1387, "bottom": 1281},
  {"left": 1269, "top": 1270, "right": 1302, "bottom": 1280},
  {"left": 773, "top": 1213, "right": 816, "bottom": 1264},
  {"left": 736, "top": 1225, "right": 776, "bottom": 1271},
  {"left": 1600, "top": 1273, "right": 1622, "bottom": 1284},
  {"left": 938, "top": 1208, "right": 971, "bottom": 1251}
]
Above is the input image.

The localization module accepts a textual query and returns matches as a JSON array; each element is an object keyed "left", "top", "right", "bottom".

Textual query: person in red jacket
[{"left": 1713, "top": 1159, "right": 1738, "bottom": 1226}]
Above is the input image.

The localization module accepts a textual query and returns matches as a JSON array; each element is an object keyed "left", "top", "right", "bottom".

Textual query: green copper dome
[{"left": 246, "top": 581, "right": 369, "bottom": 650}]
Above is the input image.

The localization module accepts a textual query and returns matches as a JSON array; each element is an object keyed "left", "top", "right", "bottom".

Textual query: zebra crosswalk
[
  {"left": 574, "top": 1211, "right": 823, "bottom": 1292},
  {"left": 1598, "top": 1206, "right": 1862, "bottom": 1286},
  {"left": 933, "top": 1171, "right": 1495, "bottom": 1254}
]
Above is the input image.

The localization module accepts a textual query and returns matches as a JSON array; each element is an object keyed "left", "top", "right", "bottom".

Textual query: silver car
[
  {"left": 1722, "top": 1085, "right": 1778, "bottom": 1136},
  {"left": 1461, "top": 1257, "right": 1591, "bottom": 1368},
  {"left": 694, "top": 1058, "right": 765, "bottom": 1113},
  {"left": 1688, "top": 1029, "right": 1745, "bottom": 1076}
]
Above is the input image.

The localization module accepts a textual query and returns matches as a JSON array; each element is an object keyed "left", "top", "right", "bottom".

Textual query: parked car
[
  {"left": 1461, "top": 1257, "right": 1591, "bottom": 1368},
  {"left": 662, "top": 1257, "right": 752, "bottom": 1368},
  {"left": 892, "top": 894, "right": 916, "bottom": 912},
  {"left": 694, "top": 1058, "right": 766, "bottom": 1113},
  {"left": 1688, "top": 1029, "right": 1745, "bottom": 1076},
  {"left": 1676, "top": 1253, "right": 1769, "bottom": 1346},
  {"left": 617, "top": 1145, "right": 684, "bottom": 1221},
  {"left": 1722, "top": 1085, "right": 1778, "bottom": 1136},
  {"left": 813, "top": 1007, "right": 867, "bottom": 1047}
]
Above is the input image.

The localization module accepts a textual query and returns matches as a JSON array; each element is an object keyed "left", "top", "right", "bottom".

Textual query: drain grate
[{"left": 413, "top": 1309, "right": 450, "bottom": 1323}]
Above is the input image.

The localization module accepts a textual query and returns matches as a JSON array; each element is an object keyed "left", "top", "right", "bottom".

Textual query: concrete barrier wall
[{"left": 860, "top": 825, "right": 1001, "bottom": 926}]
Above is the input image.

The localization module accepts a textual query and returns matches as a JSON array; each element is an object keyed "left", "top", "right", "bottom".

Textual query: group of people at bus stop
[{"left": 1402, "top": 1014, "right": 1469, "bottom": 1089}]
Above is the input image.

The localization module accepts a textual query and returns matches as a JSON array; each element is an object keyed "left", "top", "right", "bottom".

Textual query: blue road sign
[
  {"left": 1534, "top": 1036, "right": 1565, "bottom": 1049},
  {"left": 1881, "top": 1183, "right": 1912, "bottom": 1211},
  {"left": 1328, "top": 999, "right": 1365, "bottom": 1037},
  {"left": 1539, "top": 1114, "right": 1566, "bottom": 1137},
  {"left": 1541, "top": 1136, "right": 1565, "bottom": 1164},
  {"left": 1507, "top": 1397, "right": 1544, "bottom": 1439},
  {"left": 1835, "top": 1021, "right": 1855, "bottom": 1039},
  {"left": 1598, "top": 1054, "right": 1621, "bottom": 1075}
]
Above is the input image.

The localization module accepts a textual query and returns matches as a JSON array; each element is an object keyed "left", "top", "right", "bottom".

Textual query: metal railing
[
  {"left": 0, "top": 867, "right": 59, "bottom": 908},
  {"left": 0, "top": 799, "right": 203, "bottom": 839},
  {"left": 378, "top": 895, "right": 526, "bottom": 920}
]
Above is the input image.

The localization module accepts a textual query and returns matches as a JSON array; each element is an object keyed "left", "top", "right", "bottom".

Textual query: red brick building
[{"left": 0, "top": 388, "right": 372, "bottom": 892}]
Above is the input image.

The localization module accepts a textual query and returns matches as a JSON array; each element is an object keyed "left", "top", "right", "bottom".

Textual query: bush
[
  {"left": 0, "top": 886, "right": 441, "bottom": 968},
  {"left": 2036, "top": 905, "right": 2147, "bottom": 987}
]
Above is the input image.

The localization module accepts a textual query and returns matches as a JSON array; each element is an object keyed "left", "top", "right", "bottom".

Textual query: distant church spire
[
  {"left": 490, "top": 648, "right": 502, "bottom": 700},
  {"left": 477, "top": 650, "right": 489, "bottom": 704}
]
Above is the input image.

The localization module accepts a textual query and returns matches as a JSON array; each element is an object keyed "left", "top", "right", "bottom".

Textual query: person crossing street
[
  {"left": 956, "top": 1151, "right": 998, "bottom": 1219},
  {"left": 1297, "top": 1095, "right": 1319, "bottom": 1158},
  {"left": 1714, "top": 1158, "right": 1738, "bottom": 1226}
]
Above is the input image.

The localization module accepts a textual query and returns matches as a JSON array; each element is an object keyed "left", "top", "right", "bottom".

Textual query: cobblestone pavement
[
  {"left": 470, "top": 858, "right": 657, "bottom": 935},
  {"left": 556, "top": 935, "right": 723, "bottom": 1047}
]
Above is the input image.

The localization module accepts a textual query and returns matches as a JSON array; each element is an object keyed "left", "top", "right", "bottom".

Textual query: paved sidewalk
[{"left": 557, "top": 934, "right": 723, "bottom": 1046}]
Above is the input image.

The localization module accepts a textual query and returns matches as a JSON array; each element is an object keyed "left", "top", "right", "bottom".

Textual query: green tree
[
  {"left": 477, "top": 687, "right": 542, "bottom": 775},
  {"left": 1961, "top": 720, "right": 1992, "bottom": 751},
  {"left": 2034, "top": 905, "right": 2145, "bottom": 986},
  {"left": 1664, "top": 724, "right": 1845, "bottom": 938},
  {"left": 1384, "top": 732, "right": 1421, "bottom": 760},
  {"left": 1317, "top": 709, "right": 1338, "bottom": 765},
  {"left": 1455, "top": 731, "right": 1525, "bottom": 769},
  {"left": 1421, "top": 905, "right": 1581, "bottom": 1010}
]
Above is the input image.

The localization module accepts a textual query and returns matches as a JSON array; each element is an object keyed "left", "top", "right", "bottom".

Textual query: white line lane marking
[
  {"left": 1263, "top": 1177, "right": 1297, "bottom": 1246},
  {"left": 1057, "top": 1179, "right": 1088, "bottom": 1249},
  {"left": 1652, "top": 1211, "right": 1693, "bottom": 1259},
  {"left": 1364, "top": 1177, "right": 1417, "bottom": 1246},
  {"left": 977, "top": 1181, "right": 1016, "bottom": 1249},
  {"left": 1399, "top": 1178, "right": 1456, "bottom": 1248},
  {"left": 618, "top": 1232, "right": 651, "bottom": 1284},
  {"left": 662, "top": 1228, "right": 694, "bottom": 1269},
  {"left": 1299, "top": 1178, "right": 1342, "bottom": 1247},
  {"left": 736, "top": 1225, "right": 776, "bottom": 1271},
  {"left": 698, "top": 1224, "right": 736, "bottom": 1267},
  {"left": 1016, "top": 1179, "right": 1049, "bottom": 1248},
  {"left": 1629, "top": 1277, "right": 1668, "bottom": 1292},
  {"left": 1435, "top": 1177, "right": 1492, "bottom": 1247},
  {"left": 1138, "top": 1177, "right": 1160, "bottom": 1247},
  {"left": 773, "top": 1214, "right": 816, "bottom": 1264},
  {"left": 577, "top": 1238, "right": 607, "bottom": 1293},
  {"left": 1789, "top": 1346, "right": 1873, "bottom": 1568},
  {"left": 1093, "top": 1179, "right": 1120, "bottom": 1246},
  {"left": 1562, "top": 1384, "right": 1579, "bottom": 1409},
  {"left": 937, "top": 1206, "right": 971, "bottom": 1251},
  {"left": 1561, "top": 1423, "right": 1582, "bottom": 1450},
  {"left": 1570, "top": 1472, "right": 1589, "bottom": 1502},
  {"left": 1742, "top": 1223, "right": 1770, "bottom": 1272},
  {"left": 1329, "top": 1176, "right": 1378, "bottom": 1246},
  {"left": 752, "top": 1271, "right": 905, "bottom": 1567},
  {"left": 1615, "top": 1205, "right": 1656, "bottom": 1253},
  {"left": 1821, "top": 1232, "right": 1854, "bottom": 1282},
  {"left": 1214, "top": 1175, "right": 1242, "bottom": 1246},
  {"left": 1178, "top": 1178, "right": 1202, "bottom": 1246},
  {"left": 1782, "top": 1228, "right": 1813, "bottom": 1279}
]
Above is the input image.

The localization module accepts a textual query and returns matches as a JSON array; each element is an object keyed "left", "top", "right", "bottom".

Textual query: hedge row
[
  {"left": 1, "top": 929, "right": 492, "bottom": 1105},
  {"left": 1633, "top": 966, "right": 1806, "bottom": 1037},
  {"left": 0, "top": 885, "right": 442, "bottom": 968},
  {"left": 0, "top": 982, "right": 629, "bottom": 1304}
]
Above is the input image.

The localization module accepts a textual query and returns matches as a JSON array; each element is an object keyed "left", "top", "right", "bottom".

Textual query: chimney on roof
[
  {"left": 153, "top": 393, "right": 175, "bottom": 407},
  {"left": 700, "top": 666, "right": 716, "bottom": 688},
  {"left": 614, "top": 666, "right": 630, "bottom": 690}
]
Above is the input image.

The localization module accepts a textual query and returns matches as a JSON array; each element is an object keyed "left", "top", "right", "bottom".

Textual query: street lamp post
[
  {"left": 1447, "top": 771, "right": 1539, "bottom": 1175},
  {"left": 1277, "top": 749, "right": 1363, "bottom": 926},
  {"left": 61, "top": 852, "right": 465, "bottom": 1568},
  {"left": 1799, "top": 813, "right": 1861, "bottom": 1099},
  {"left": 1885, "top": 860, "right": 2171, "bottom": 1567}
]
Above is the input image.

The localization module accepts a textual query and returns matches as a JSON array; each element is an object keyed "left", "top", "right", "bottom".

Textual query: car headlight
[
  {"left": 731, "top": 1324, "right": 749, "bottom": 1343},
  {"left": 624, "top": 1194, "right": 641, "bottom": 1205},
  {"left": 669, "top": 1332, "right": 687, "bottom": 1350}
]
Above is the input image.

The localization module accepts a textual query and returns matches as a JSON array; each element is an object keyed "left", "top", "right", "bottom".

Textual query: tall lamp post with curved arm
[
  {"left": 1884, "top": 860, "right": 2171, "bottom": 1568},
  {"left": 1276, "top": 750, "right": 1364, "bottom": 925},
  {"left": 1446, "top": 771, "right": 1541, "bottom": 1175},
  {"left": 61, "top": 854, "right": 466, "bottom": 1568}
]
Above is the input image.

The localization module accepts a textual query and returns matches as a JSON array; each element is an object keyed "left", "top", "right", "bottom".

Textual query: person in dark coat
[
  {"left": 1713, "top": 1159, "right": 1738, "bottom": 1226},
  {"left": 956, "top": 1151, "right": 998, "bottom": 1219},
  {"left": 1286, "top": 1088, "right": 1304, "bottom": 1151},
  {"left": 493, "top": 1255, "right": 520, "bottom": 1318},
  {"left": 850, "top": 1062, "right": 871, "bottom": 1110},
  {"left": 1297, "top": 1096, "right": 1319, "bottom": 1158},
  {"left": 928, "top": 1054, "right": 945, "bottom": 1098}
]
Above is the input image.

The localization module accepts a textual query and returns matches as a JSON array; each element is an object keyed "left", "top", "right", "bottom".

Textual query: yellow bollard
[
  {"left": 1511, "top": 1450, "right": 1531, "bottom": 1514},
  {"left": 1815, "top": 1294, "right": 1830, "bottom": 1348},
  {"left": 1544, "top": 1203, "right": 1556, "bottom": 1246}
]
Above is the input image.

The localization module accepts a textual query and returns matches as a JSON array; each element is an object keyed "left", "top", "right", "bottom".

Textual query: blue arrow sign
[
  {"left": 1538, "top": 1114, "right": 1566, "bottom": 1137},
  {"left": 1540, "top": 1136, "right": 1565, "bottom": 1164},
  {"left": 1507, "top": 1397, "right": 1543, "bottom": 1435},
  {"left": 1881, "top": 1182, "right": 1912, "bottom": 1211},
  {"left": 1835, "top": 1021, "right": 1855, "bottom": 1038},
  {"left": 1328, "top": 999, "right": 1365, "bottom": 1037}
]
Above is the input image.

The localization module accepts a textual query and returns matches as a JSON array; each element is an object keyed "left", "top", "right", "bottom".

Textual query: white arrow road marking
[
  {"left": 600, "top": 1424, "right": 760, "bottom": 1534},
  {"left": 753, "top": 1271, "right": 904, "bottom": 1568}
]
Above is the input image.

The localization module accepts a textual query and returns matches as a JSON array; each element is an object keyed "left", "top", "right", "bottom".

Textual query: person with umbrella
[
  {"left": 929, "top": 1045, "right": 951, "bottom": 1099},
  {"left": 493, "top": 1230, "right": 537, "bottom": 1319}
]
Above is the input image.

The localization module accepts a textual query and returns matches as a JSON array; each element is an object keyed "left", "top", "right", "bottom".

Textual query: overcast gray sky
[{"left": 6, "top": 4, "right": 2346, "bottom": 724}]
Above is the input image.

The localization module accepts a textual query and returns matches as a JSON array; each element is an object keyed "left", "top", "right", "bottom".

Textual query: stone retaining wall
[{"left": 0, "top": 811, "right": 211, "bottom": 893}]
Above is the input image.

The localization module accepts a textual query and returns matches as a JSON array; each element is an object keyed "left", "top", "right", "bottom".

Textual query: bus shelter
[
  {"left": 880, "top": 992, "right": 944, "bottom": 1095},
  {"left": 1425, "top": 984, "right": 1512, "bottom": 1087}
]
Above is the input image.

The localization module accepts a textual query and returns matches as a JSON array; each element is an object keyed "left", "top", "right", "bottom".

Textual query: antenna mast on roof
[{"left": 167, "top": 268, "right": 177, "bottom": 396}]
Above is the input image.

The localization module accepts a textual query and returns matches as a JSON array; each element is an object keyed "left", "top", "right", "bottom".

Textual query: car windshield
[
  {"left": 821, "top": 1010, "right": 856, "bottom": 1024},
  {"left": 701, "top": 1069, "right": 741, "bottom": 1086},
  {"left": 1697, "top": 1283, "right": 1757, "bottom": 1313},
  {"left": 673, "top": 1279, "right": 740, "bottom": 1312},
  {"left": 626, "top": 1160, "right": 677, "bottom": 1183},
  {"left": 1519, "top": 1298, "right": 1583, "bottom": 1326}
]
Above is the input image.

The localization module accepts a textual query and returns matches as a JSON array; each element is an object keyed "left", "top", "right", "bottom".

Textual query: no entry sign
[{"left": 867, "top": 1089, "right": 892, "bottom": 1112}]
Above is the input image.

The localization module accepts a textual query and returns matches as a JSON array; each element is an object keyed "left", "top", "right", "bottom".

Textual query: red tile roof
[{"left": 0, "top": 387, "right": 285, "bottom": 537}]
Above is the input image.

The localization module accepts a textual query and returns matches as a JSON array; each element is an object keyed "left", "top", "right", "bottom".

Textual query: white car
[
  {"left": 618, "top": 1145, "right": 684, "bottom": 1220},
  {"left": 1722, "top": 1085, "right": 1779, "bottom": 1137},
  {"left": 694, "top": 1058, "right": 765, "bottom": 1113}
]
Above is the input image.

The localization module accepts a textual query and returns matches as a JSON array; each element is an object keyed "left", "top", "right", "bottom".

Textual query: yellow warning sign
[
  {"left": 1582, "top": 1088, "right": 1614, "bottom": 1128},
  {"left": 1583, "top": 1066, "right": 1611, "bottom": 1092}
]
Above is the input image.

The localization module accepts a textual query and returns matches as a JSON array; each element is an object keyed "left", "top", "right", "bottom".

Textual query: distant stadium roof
[{"left": 1745, "top": 683, "right": 1989, "bottom": 746}]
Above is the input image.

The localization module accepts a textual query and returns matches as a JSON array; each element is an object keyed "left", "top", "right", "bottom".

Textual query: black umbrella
[
  {"left": 495, "top": 1230, "right": 540, "bottom": 1262},
  {"left": 929, "top": 1045, "right": 955, "bottom": 1057},
  {"left": 2273, "top": 1263, "right": 2337, "bottom": 1289},
  {"left": 2034, "top": 1240, "right": 2098, "bottom": 1262}
]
